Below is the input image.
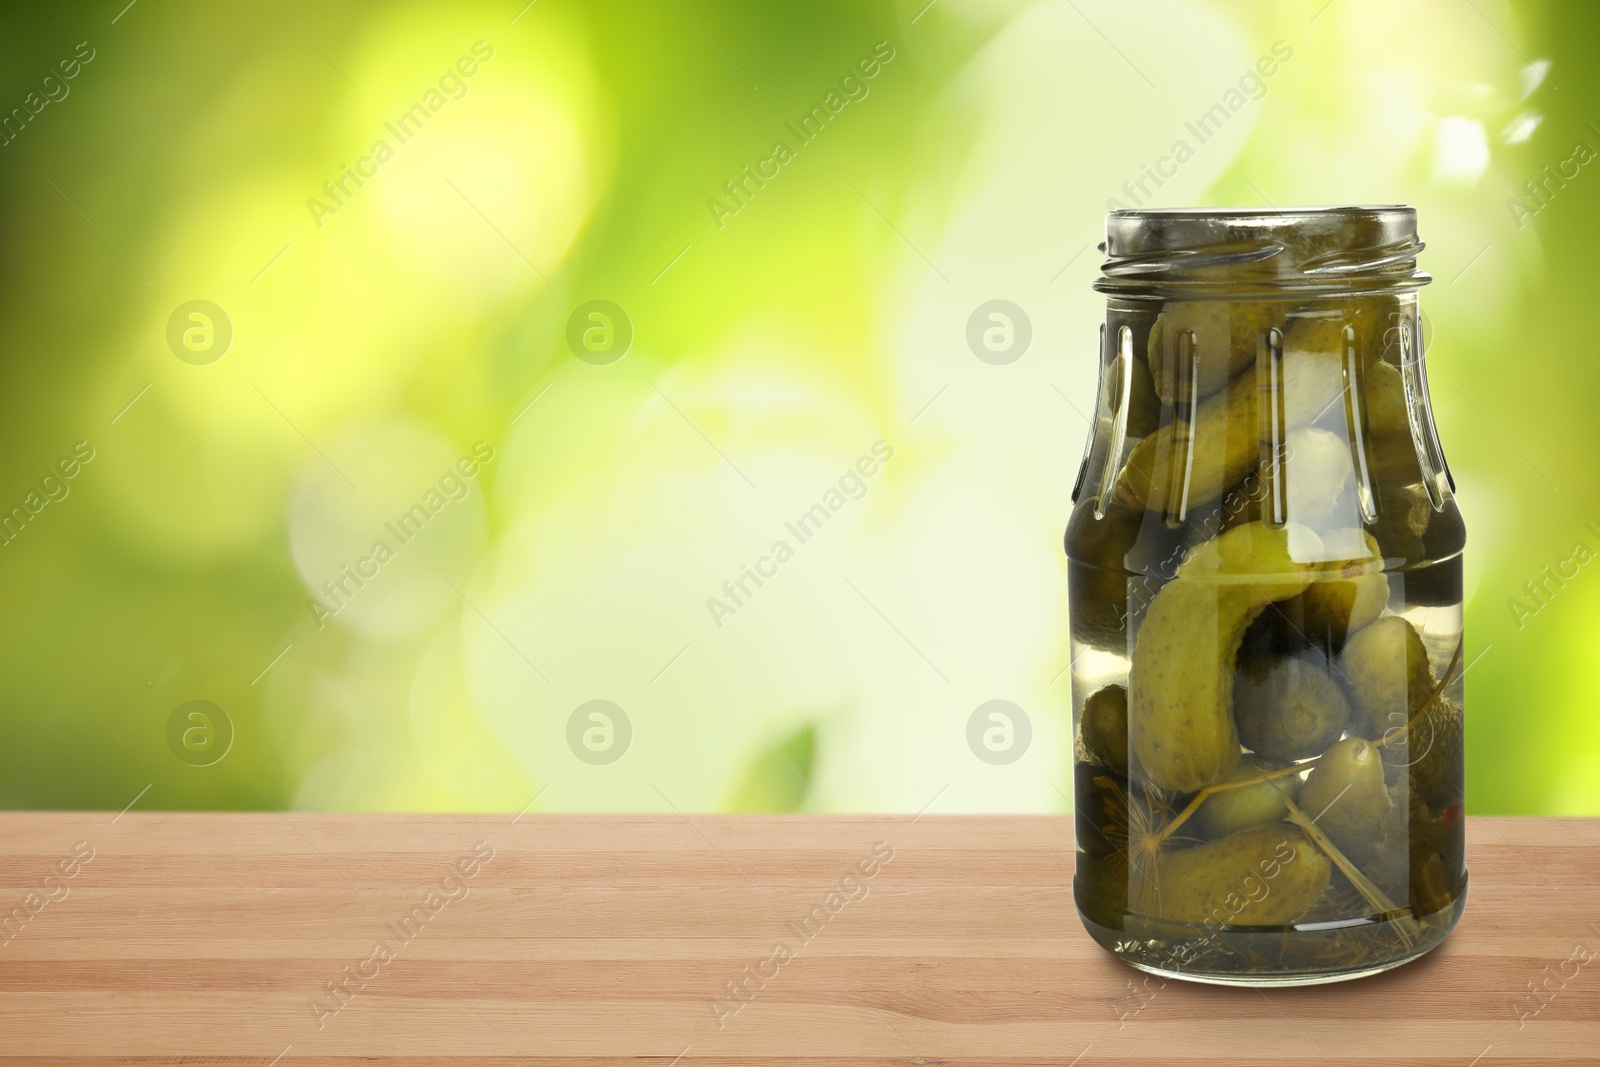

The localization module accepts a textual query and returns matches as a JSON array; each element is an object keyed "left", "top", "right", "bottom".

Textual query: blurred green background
[{"left": 0, "top": 0, "right": 1593, "bottom": 814}]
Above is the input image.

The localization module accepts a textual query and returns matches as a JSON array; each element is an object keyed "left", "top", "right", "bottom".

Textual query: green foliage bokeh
[{"left": 0, "top": 0, "right": 1593, "bottom": 813}]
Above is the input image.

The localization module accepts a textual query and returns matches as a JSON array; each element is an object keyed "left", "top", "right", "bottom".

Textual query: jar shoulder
[{"left": 1068, "top": 293, "right": 1462, "bottom": 576}]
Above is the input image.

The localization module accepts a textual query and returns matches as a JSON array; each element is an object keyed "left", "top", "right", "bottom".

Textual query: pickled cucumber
[
  {"left": 1138, "top": 824, "right": 1332, "bottom": 926},
  {"left": 1272, "top": 317, "right": 1350, "bottom": 431},
  {"left": 1147, "top": 300, "right": 1274, "bottom": 405},
  {"left": 1108, "top": 349, "right": 1161, "bottom": 439},
  {"left": 1367, "top": 484, "right": 1467, "bottom": 609},
  {"left": 1340, "top": 616, "right": 1434, "bottom": 739},
  {"left": 1300, "top": 736, "right": 1390, "bottom": 863},
  {"left": 1361, "top": 360, "right": 1410, "bottom": 439},
  {"left": 1080, "top": 684, "right": 1131, "bottom": 776},
  {"left": 1372, "top": 784, "right": 1462, "bottom": 912},
  {"left": 1302, "top": 530, "right": 1389, "bottom": 653},
  {"left": 1409, "top": 848, "right": 1455, "bottom": 915},
  {"left": 1065, "top": 503, "right": 1143, "bottom": 649},
  {"left": 1196, "top": 754, "right": 1303, "bottom": 838},
  {"left": 1412, "top": 791, "right": 1466, "bottom": 913},
  {"left": 1233, "top": 652, "right": 1350, "bottom": 761},
  {"left": 1358, "top": 361, "right": 1424, "bottom": 484},
  {"left": 1212, "top": 472, "right": 1270, "bottom": 535},
  {"left": 1284, "top": 426, "right": 1358, "bottom": 533},
  {"left": 1283, "top": 301, "right": 1402, "bottom": 375},
  {"left": 1406, "top": 697, "right": 1464, "bottom": 811},
  {"left": 1128, "top": 521, "right": 1317, "bottom": 792},
  {"left": 1114, "top": 373, "right": 1257, "bottom": 516},
  {"left": 1238, "top": 597, "right": 1312, "bottom": 659},
  {"left": 1369, "top": 482, "right": 1431, "bottom": 561}
]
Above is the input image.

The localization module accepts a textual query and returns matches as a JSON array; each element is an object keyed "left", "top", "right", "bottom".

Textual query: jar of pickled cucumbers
[{"left": 1066, "top": 207, "right": 1465, "bottom": 985}]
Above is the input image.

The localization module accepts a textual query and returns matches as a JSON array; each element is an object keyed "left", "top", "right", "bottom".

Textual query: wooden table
[{"left": 0, "top": 814, "right": 1595, "bottom": 1065}]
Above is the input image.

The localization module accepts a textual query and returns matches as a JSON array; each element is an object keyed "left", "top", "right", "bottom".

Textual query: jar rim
[
  {"left": 1107, "top": 205, "right": 1414, "bottom": 221},
  {"left": 1096, "top": 205, "right": 1429, "bottom": 298}
]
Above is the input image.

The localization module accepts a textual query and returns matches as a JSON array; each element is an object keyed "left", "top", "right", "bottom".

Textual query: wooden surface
[{"left": 0, "top": 814, "right": 1596, "bottom": 1065}]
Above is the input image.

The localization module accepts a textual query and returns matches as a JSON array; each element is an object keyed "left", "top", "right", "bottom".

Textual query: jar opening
[{"left": 1095, "top": 206, "right": 1429, "bottom": 299}]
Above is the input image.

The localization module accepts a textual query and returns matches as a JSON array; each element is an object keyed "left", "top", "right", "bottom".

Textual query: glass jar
[{"left": 1066, "top": 207, "right": 1465, "bottom": 985}]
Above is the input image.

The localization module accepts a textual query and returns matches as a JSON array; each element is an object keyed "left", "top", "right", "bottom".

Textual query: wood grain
[{"left": 0, "top": 814, "right": 1595, "bottom": 1065}]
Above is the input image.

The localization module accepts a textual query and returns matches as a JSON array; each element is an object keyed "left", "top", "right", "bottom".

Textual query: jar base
[{"left": 1076, "top": 873, "right": 1467, "bottom": 987}]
